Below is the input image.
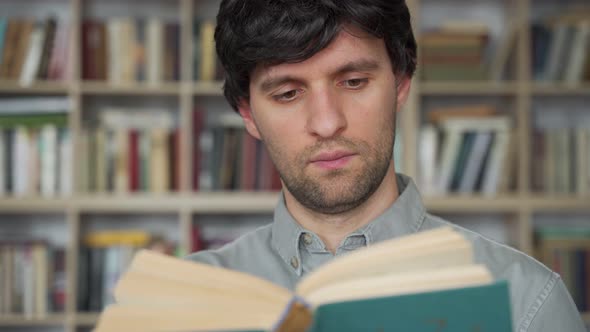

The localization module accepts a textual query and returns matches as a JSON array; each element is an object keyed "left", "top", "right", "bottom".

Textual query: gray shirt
[{"left": 187, "top": 174, "right": 586, "bottom": 332}]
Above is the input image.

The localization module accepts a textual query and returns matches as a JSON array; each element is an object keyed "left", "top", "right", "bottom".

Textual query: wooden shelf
[
  {"left": 419, "top": 81, "right": 519, "bottom": 96},
  {"left": 1, "top": 194, "right": 588, "bottom": 214},
  {"left": 0, "top": 197, "right": 70, "bottom": 213},
  {"left": 80, "top": 81, "right": 182, "bottom": 95},
  {"left": 529, "top": 196, "right": 590, "bottom": 212},
  {"left": 0, "top": 314, "right": 67, "bottom": 326},
  {"left": 75, "top": 312, "right": 100, "bottom": 326},
  {"left": 532, "top": 84, "right": 590, "bottom": 96},
  {"left": 76, "top": 192, "right": 280, "bottom": 213},
  {"left": 193, "top": 81, "right": 224, "bottom": 96},
  {"left": 0, "top": 80, "right": 224, "bottom": 96},
  {"left": 538, "top": 239, "right": 590, "bottom": 250},
  {"left": 0, "top": 192, "right": 280, "bottom": 214},
  {"left": 423, "top": 195, "right": 521, "bottom": 213},
  {"left": 0, "top": 80, "right": 69, "bottom": 94}
]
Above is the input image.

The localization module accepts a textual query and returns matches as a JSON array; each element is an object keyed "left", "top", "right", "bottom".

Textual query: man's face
[{"left": 239, "top": 26, "right": 408, "bottom": 215}]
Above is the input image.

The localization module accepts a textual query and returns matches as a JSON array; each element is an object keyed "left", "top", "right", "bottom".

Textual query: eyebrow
[{"left": 258, "top": 59, "right": 382, "bottom": 93}]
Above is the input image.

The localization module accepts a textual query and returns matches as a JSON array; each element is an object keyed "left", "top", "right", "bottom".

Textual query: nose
[{"left": 305, "top": 88, "right": 347, "bottom": 138}]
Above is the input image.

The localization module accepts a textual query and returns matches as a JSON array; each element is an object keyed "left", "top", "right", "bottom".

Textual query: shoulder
[
  {"left": 185, "top": 223, "right": 273, "bottom": 268},
  {"left": 422, "top": 214, "right": 584, "bottom": 331},
  {"left": 184, "top": 223, "right": 298, "bottom": 289}
]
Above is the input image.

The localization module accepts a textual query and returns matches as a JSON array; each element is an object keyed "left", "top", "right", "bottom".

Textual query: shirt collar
[{"left": 270, "top": 173, "right": 427, "bottom": 276}]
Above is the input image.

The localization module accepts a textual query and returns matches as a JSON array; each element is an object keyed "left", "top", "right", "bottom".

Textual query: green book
[
  {"left": 0, "top": 114, "right": 68, "bottom": 129},
  {"left": 309, "top": 281, "right": 511, "bottom": 332},
  {"left": 92, "top": 227, "right": 513, "bottom": 332}
]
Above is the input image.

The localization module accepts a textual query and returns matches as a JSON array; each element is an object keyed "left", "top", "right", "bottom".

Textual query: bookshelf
[{"left": 0, "top": 0, "right": 588, "bottom": 330}]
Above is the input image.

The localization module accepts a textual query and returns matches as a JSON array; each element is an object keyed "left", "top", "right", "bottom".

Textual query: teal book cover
[
  {"left": 307, "top": 281, "right": 512, "bottom": 332},
  {"left": 0, "top": 18, "right": 6, "bottom": 59}
]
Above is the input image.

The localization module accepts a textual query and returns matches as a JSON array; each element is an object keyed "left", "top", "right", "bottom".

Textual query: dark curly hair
[{"left": 215, "top": 0, "right": 417, "bottom": 112}]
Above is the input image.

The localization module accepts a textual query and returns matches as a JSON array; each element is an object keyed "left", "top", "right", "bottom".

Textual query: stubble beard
[{"left": 266, "top": 131, "right": 395, "bottom": 215}]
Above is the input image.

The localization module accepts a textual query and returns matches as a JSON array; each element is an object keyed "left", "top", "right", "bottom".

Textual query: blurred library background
[{"left": 0, "top": 0, "right": 588, "bottom": 331}]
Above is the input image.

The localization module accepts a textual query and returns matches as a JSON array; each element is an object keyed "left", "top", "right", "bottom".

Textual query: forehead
[{"left": 250, "top": 26, "right": 390, "bottom": 85}]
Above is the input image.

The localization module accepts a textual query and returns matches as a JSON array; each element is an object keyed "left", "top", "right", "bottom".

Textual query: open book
[{"left": 94, "top": 227, "right": 513, "bottom": 332}]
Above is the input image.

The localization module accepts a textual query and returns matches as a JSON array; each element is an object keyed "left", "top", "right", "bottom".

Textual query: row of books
[
  {"left": 82, "top": 18, "right": 219, "bottom": 83},
  {"left": 531, "top": 128, "right": 590, "bottom": 195},
  {"left": 79, "top": 128, "right": 180, "bottom": 194},
  {"left": 0, "top": 97, "right": 71, "bottom": 197},
  {"left": 532, "top": 15, "right": 590, "bottom": 84},
  {"left": 82, "top": 18, "right": 180, "bottom": 84},
  {"left": 77, "top": 230, "right": 177, "bottom": 311},
  {"left": 197, "top": 122, "right": 281, "bottom": 192},
  {"left": 0, "top": 124, "right": 71, "bottom": 198},
  {"left": 0, "top": 17, "right": 70, "bottom": 84},
  {"left": 420, "top": 21, "right": 515, "bottom": 82},
  {"left": 0, "top": 242, "right": 66, "bottom": 317},
  {"left": 536, "top": 226, "right": 590, "bottom": 312},
  {"left": 80, "top": 108, "right": 179, "bottom": 194},
  {"left": 418, "top": 105, "right": 514, "bottom": 196}
]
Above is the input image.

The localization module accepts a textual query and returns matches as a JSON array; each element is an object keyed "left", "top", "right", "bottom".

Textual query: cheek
[
  {"left": 348, "top": 90, "right": 396, "bottom": 137},
  {"left": 254, "top": 115, "right": 303, "bottom": 162}
]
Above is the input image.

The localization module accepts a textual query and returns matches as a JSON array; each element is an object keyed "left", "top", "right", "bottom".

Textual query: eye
[
  {"left": 342, "top": 78, "right": 369, "bottom": 89},
  {"left": 273, "top": 89, "right": 300, "bottom": 102}
]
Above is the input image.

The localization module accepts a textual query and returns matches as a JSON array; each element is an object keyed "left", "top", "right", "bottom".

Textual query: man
[{"left": 187, "top": 0, "right": 585, "bottom": 330}]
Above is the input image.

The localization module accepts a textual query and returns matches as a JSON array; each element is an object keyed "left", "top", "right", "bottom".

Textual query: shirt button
[
  {"left": 303, "top": 233, "right": 313, "bottom": 246},
  {"left": 290, "top": 256, "right": 299, "bottom": 269}
]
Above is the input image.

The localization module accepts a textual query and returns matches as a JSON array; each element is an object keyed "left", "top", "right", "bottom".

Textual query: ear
[
  {"left": 395, "top": 76, "right": 412, "bottom": 111},
  {"left": 238, "top": 98, "right": 262, "bottom": 140}
]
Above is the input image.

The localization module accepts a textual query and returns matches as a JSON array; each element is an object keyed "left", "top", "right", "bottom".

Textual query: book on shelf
[
  {"left": 421, "top": 19, "right": 521, "bottom": 82},
  {"left": 0, "top": 240, "right": 65, "bottom": 318},
  {"left": 78, "top": 230, "right": 178, "bottom": 312},
  {"left": 94, "top": 227, "right": 513, "bottom": 332},
  {"left": 194, "top": 20, "right": 217, "bottom": 82},
  {"left": 531, "top": 127, "right": 590, "bottom": 196},
  {"left": 532, "top": 14, "right": 590, "bottom": 84},
  {"left": 536, "top": 226, "right": 590, "bottom": 312},
  {"left": 82, "top": 18, "right": 180, "bottom": 84},
  {"left": 0, "top": 97, "right": 72, "bottom": 197},
  {"left": 0, "top": 17, "right": 69, "bottom": 83},
  {"left": 194, "top": 110, "right": 281, "bottom": 192},
  {"left": 81, "top": 108, "right": 179, "bottom": 194},
  {"left": 489, "top": 20, "right": 518, "bottom": 82},
  {"left": 418, "top": 105, "right": 514, "bottom": 196},
  {"left": 420, "top": 22, "right": 491, "bottom": 81}
]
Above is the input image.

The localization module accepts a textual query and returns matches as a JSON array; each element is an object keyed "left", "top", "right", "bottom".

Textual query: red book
[
  {"left": 192, "top": 109, "right": 204, "bottom": 191},
  {"left": 48, "top": 21, "right": 67, "bottom": 80},
  {"left": 190, "top": 224, "right": 205, "bottom": 253},
  {"left": 129, "top": 130, "right": 140, "bottom": 192},
  {"left": 81, "top": 21, "right": 97, "bottom": 80},
  {"left": 239, "top": 132, "right": 256, "bottom": 191},
  {"left": 51, "top": 248, "right": 66, "bottom": 312}
]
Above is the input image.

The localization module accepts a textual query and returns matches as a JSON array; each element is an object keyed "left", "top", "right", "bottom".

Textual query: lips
[
  {"left": 310, "top": 151, "right": 355, "bottom": 162},
  {"left": 309, "top": 151, "right": 356, "bottom": 170}
]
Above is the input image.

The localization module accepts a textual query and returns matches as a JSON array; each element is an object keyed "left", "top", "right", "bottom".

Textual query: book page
[
  {"left": 296, "top": 227, "right": 473, "bottom": 296},
  {"left": 124, "top": 250, "right": 292, "bottom": 304},
  {"left": 304, "top": 265, "right": 492, "bottom": 307}
]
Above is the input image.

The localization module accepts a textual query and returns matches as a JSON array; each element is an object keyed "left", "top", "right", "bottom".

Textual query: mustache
[{"left": 302, "top": 137, "right": 364, "bottom": 159}]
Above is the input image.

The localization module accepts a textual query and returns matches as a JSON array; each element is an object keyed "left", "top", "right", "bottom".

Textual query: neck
[{"left": 283, "top": 165, "right": 399, "bottom": 253}]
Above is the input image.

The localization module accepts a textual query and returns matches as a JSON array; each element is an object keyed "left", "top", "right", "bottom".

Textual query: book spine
[
  {"left": 13, "top": 127, "right": 30, "bottom": 197},
  {"left": 36, "top": 17, "right": 57, "bottom": 80},
  {"left": 0, "top": 129, "right": 4, "bottom": 197},
  {"left": 58, "top": 129, "right": 71, "bottom": 196},
  {"left": 40, "top": 125, "right": 58, "bottom": 198}
]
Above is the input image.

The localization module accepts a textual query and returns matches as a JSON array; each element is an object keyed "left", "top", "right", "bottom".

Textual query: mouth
[{"left": 309, "top": 151, "right": 356, "bottom": 170}]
